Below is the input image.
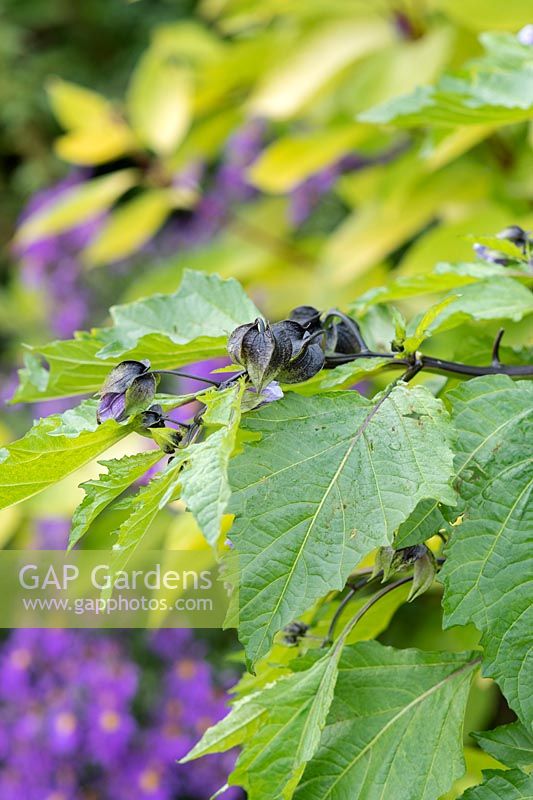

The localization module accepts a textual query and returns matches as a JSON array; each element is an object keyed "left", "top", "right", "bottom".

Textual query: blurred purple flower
[
  {"left": 14, "top": 171, "right": 102, "bottom": 338},
  {"left": 0, "top": 628, "right": 243, "bottom": 799}
]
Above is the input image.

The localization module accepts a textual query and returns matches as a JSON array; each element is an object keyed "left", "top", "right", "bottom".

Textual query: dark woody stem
[
  {"left": 151, "top": 369, "right": 220, "bottom": 386},
  {"left": 321, "top": 308, "right": 533, "bottom": 378},
  {"left": 325, "top": 350, "right": 533, "bottom": 378}
]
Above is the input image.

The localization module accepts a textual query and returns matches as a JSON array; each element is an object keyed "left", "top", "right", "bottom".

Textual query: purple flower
[
  {"left": 0, "top": 627, "right": 242, "bottom": 798},
  {"left": 34, "top": 517, "right": 71, "bottom": 550},
  {"left": 14, "top": 171, "right": 103, "bottom": 338}
]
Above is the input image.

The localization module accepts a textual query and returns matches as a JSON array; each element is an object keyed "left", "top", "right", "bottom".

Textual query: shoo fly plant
[{"left": 1, "top": 227, "right": 533, "bottom": 800}]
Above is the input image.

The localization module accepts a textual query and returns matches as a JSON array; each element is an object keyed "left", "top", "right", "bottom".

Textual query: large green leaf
[
  {"left": 459, "top": 769, "right": 533, "bottom": 799},
  {"left": 441, "top": 376, "right": 533, "bottom": 725},
  {"left": 295, "top": 642, "right": 478, "bottom": 800},
  {"left": 247, "top": 124, "right": 368, "bottom": 193},
  {"left": 180, "top": 381, "right": 244, "bottom": 546},
  {"left": 14, "top": 271, "right": 258, "bottom": 402},
  {"left": 229, "top": 384, "right": 456, "bottom": 664},
  {"left": 69, "top": 449, "right": 163, "bottom": 549},
  {"left": 394, "top": 497, "right": 448, "bottom": 548},
  {"left": 182, "top": 649, "right": 341, "bottom": 800},
  {"left": 360, "top": 34, "right": 533, "bottom": 128},
  {"left": 94, "top": 269, "right": 259, "bottom": 358},
  {"left": 474, "top": 722, "right": 533, "bottom": 772},
  {"left": 0, "top": 411, "right": 132, "bottom": 512}
]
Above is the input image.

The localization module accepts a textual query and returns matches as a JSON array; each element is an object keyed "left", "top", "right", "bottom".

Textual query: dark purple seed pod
[{"left": 97, "top": 359, "right": 156, "bottom": 423}]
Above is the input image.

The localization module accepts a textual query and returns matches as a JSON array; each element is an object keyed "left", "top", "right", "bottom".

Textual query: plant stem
[
  {"left": 323, "top": 576, "right": 371, "bottom": 646},
  {"left": 325, "top": 350, "right": 533, "bottom": 378},
  {"left": 152, "top": 369, "right": 220, "bottom": 386},
  {"left": 333, "top": 575, "right": 414, "bottom": 652}
]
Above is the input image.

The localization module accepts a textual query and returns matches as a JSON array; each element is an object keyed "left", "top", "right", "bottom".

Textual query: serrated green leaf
[
  {"left": 360, "top": 34, "right": 533, "bottom": 128},
  {"left": 394, "top": 497, "right": 447, "bottom": 548},
  {"left": 15, "top": 170, "right": 138, "bottom": 245},
  {"left": 474, "top": 722, "right": 533, "bottom": 772},
  {"left": 295, "top": 642, "right": 478, "bottom": 800},
  {"left": 96, "top": 270, "right": 260, "bottom": 358},
  {"left": 14, "top": 271, "right": 259, "bottom": 402},
  {"left": 108, "top": 383, "right": 245, "bottom": 555},
  {"left": 183, "top": 649, "right": 341, "bottom": 800},
  {"left": 229, "top": 384, "right": 456, "bottom": 664},
  {"left": 180, "top": 381, "right": 245, "bottom": 546},
  {"left": 459, "top": 769, "right": 533, "bottom": 799},
  {"left": 423, "top": 278, "right": 533, "bottom": 335},
  {"left": 441, "top": 376, "right": 533, "bottom": 725},
  {"left": 69, "top": 449, "right": 163, "bottom": 549},
  {"left": 0, "top": 410, "right": 132, "bottom": 512}
]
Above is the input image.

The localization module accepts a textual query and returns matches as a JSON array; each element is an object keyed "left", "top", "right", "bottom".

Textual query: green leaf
[
  {"left": 295, "top": 642, "right": 478, "bottom": 800},
  {"left": 47, "top": 77, "right": 115, "bottom": 129},
  {"left": 95, "top": 270, "right": 260, "bottom": 358},
  {"left": 180, "top": 381, "right": 245, "bottom": 546},
  {"left": 441, "top": 376, "right": 533, "bottom": 725},
  {"left": 360, "top": 33, "right": 533, "bottom": 128},
  {"left": 112, "top": 455, "right": 185, "bottom": 556},
  {"left": 69, "top": 449, "right": 163, "bottom": 549},
  {"left": 127, "top": 47, "right": 191, "bottom": 155},
  {"left": 250, "top": 19, "right": 393, "bottom": 119},
  {"left": 54, "top": 123, "right": 135, "bottom": 166},
  {"left": 287, "top": 357, "right": 391, "bottom": 394},
  {"left": 473, "top": 722, "right": 533, "bottom": 772},
  {"left": 0, "top": 410, "right": 132, "bottom": 512},
  {"left": 356, "top": 275, "right": 533, "bottom": 336},
  {"left": 459, "top": 769, "right": 533, "bottom": 799},
  {"left": 229, "top": 384, "right": 456, "bottom": 664},
  {"left": 402, "top": 295, "right": 458, "bottom": 352},
  {"left": 14, "top": 271, "right": 259, "bottom": 402},
  {"left": 394, "top": 497, "right": 447, "bottom": 548},
  {"left": 182, "top": 649, "right": 342, "bottom": 800},
  {"left": 247, "top": 125, "right": 367, "bottom": 193},
  {"left": 84, "top": 190, "right": 174, "bottom": 266},
  {"left": 421, "top": 278, "right": 533, "bottom": 336},
  {"left": 15, "top": 170, "right": 138, "bottom": 245}
]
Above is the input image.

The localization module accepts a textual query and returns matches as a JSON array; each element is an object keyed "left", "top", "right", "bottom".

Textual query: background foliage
[{"left": 0, "top": 0, "right": 532, "bottom": 798}]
